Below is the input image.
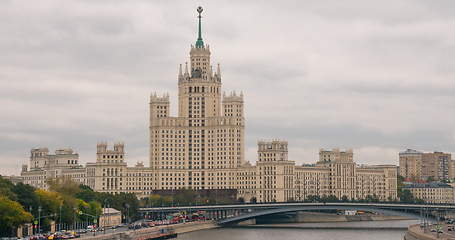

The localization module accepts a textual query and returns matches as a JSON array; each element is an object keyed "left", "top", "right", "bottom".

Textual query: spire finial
[
  {"left": 195, "top": 6, "right": 204, "bottom": 48},
  {"left": 184, "top": 62, "right": 189, "bottom": 76}
]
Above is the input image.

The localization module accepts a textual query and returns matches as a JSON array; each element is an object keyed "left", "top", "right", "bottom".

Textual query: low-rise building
[
  {"left": 99, "top": 208, "right": 122, "bottom": 228},
  {"left": 20, "top": 142, "right": 397, "bottom": 203},
  {"left": 404, "top": 182, "right": 455, "bottom": 204}
]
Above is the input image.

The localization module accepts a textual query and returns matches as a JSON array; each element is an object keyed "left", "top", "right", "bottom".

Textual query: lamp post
[
  {"left": 59, "top": 204, "right": 62, "bottom": 232},
  {"left": 103, "top": 199, "right": 109, "bottom": 234},
  {"left": 73, "top": 207, "right": 77, "bottom": 231},
  {"left": 38, "top": 206, "right": 42, "bottom": 234}
]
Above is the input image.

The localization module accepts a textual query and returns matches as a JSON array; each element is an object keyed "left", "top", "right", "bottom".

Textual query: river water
[{"left": 177, "top": 220, "right": 420, "bottom": 240}]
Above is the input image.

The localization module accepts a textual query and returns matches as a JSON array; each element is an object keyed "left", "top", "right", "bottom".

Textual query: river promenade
[
  {"left": 79, "top": 221, "right": 218, "bottom": 240},
  {"left": 404, "top": 224, "right": 455, "bottom": 240}
]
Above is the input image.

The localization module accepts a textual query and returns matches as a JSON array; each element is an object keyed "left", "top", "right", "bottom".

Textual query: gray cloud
[{"left": 1, "top": 0, "right": 454, "bottom": 175}]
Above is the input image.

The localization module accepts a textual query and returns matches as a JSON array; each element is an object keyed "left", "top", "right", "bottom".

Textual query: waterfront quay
[
  {"left": 79, "top": 221, "right": 217, "bottom": 240},
  {"left": 405, "top": 223, "right": 455, "bottom": 240}
]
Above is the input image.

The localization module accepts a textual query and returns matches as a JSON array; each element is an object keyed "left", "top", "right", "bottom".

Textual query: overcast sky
[{"left": 1, "top": 0, "right": 454, "bottom": 175}]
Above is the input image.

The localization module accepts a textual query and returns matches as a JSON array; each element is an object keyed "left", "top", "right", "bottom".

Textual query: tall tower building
[{"left": 149, "top": 7, "right": 245, "bottom": 190}]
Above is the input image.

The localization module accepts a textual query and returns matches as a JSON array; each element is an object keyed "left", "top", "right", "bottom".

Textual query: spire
[
  {"left": 195, "top": 6, "right": 204, "bottom": 48},
  {"left": 179, "top": 64, "right": 183, "bottom": 77},
  {"left": 184, "top": 62, "right": 189, "bottom": 77}
]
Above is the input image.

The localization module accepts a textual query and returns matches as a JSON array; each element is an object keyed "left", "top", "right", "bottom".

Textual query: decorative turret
[
  {"left": 257, "top": 140, "right": 289, "bottom": 162},
  {"left": 184, "top": 62, "right": 190, "bottom": 79},
  {"left": 178, "top": 64, "right": 183, "bottom": 81},
  {"left": 195, "top": 6, "right": 204, "bottom": 48},
  {"left": 223, "top": 90, "right": 243, "bottom": 102},
  {"left": 150, "top": 92, "right": 170, "bottom": 122}
]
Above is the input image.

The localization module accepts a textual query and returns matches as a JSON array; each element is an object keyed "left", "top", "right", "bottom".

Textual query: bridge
[{"left": 140, "top": 202, "right": 455, "bottom": 225}]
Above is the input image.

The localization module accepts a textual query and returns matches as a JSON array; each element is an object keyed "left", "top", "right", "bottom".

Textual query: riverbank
[
  {"left": 171, "top": 221, "right": 218, "bottom": 234},
  {"left": 404, "top": 224, "right": 436, "bottom": 240},
  {"left": 80, "top": 221, "right": 218, "bottom": 240},
  {"left": 403, "top": 224, "right": 455, "bottom": 240}
]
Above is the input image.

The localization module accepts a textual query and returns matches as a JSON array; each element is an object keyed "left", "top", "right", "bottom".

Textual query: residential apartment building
[
  {"left": 235, "top": 144, "right": 397, "bottom": 202},
  {"left": 399, "top": 149, "right": 453, "bottom": 181}
]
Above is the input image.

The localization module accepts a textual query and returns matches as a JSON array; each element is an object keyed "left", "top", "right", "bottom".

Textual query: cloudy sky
[{"left": 1, "top": 0, "right": 454, "bottom": 175}]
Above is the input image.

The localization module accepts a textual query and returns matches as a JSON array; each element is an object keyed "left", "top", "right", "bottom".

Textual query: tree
[
  {"left": 11, "top": 183, "right": 39, "bottom": 213},
  {"left": 306, "top": 195, "right": 321, "bottom": 203},
  {"left": 0, "top": 196, "right": 33, "bottom": 236},
  {"left": 35, "top": 189, "right": 63, "bottom": 229},
  {"left": 250, "top": 197, "right": 257, "bottom": 203},
  {"left": 400, "top": 189, "right": 415, "bottom": 203},
  {"left": 47, "top": 177, "right": 81, "bottom": 197},
  {"left": 323, "top": 195, "right": 339, "bottom": 203},
  {"left": 237, "top": 197, "right": 245, "bottom": 203},
  {"left": 364, "top": 195, "right": 380, "bottom": 203},
  {"left": 341, "top": 195, "right": 349, "bottom": 202},
  {"left": 75, "top": 185, "right": 97, "bottom": 203},
  {"left": 0, "top": 177, "right": 17, "bottom": 201}
]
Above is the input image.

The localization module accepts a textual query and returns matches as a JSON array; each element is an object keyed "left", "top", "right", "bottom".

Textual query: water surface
[{"left": 177, "top": 220, "right": 419, "bottom": 240}]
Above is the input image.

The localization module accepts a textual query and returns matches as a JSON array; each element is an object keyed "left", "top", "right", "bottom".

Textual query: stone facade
[
  {"left": 99, "top": 208, "right": 122, "bottom": 228},
  {"left": 21, "top": 144, "right": 155, "bottom": 198},
  {"left": 404, "top": 182, "right": 455, "bottom": 204},
  {"left": 149, "top": 43, "right": 244, "bottom": 191},
  {"left": 235, "top": 144, "right": 397, "bottom": 202},
  {"left": 21, "top": 148, "right": 86, "bottom": 189}
]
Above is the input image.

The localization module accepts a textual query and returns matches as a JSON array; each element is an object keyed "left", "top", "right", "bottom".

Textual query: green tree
[
  {"left": 323, "top": 195, "right": 339, "bottom": 202},
  {"left": 0, "top": 196, "right": 33, "bottom": 236},
  {"left": 306, "top": 195, "right": 321, "bottom": 202},
  {"left": 400, "top": 189, "right": 415, "bottom": 203},
  {"left": 0, "top": 177, "right": 17, "bottom": 201},
  {"left": 11, "top": 183, "right": 39, "bottom": 213},
  {"left": 75, "top": 185, "right": 97, "bottom": 202}
]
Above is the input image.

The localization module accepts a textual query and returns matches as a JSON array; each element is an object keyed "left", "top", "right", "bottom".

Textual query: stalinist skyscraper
[{"left": 149, "top": 7, "right": 245, "bottom": 190}]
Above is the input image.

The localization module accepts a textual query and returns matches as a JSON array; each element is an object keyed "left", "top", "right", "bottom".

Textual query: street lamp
[
  {"left": 59, "top": 204, "right": 62, "bottom": 231},
  {"left": 38, "top": 206, "right": 42, "bottom": 234},
  {"left": 103, "top": 199, "right": 109, "bottom": 234},
  {"left": 73, "top": 207, "right": 77, "bottom": 230}
]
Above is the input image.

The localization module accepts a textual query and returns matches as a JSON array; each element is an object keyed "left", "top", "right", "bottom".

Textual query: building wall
[
  {"left": 399, "top": 149, "right": 453, "bottom": 181},
  {"left": 405, "top": 184, "right": 455, "bottom": 204},
  {"left": 317, "top": 149, "right": 356, "bottom": 200},
  {"left": 99, "top": 208, "right": 122, "bottom": 228},
  {"left": 149, "top": 42, "right": 244, "bottom": 191},
  {"left": 399, "top": 149, "right": 423, "bottom": 180}
]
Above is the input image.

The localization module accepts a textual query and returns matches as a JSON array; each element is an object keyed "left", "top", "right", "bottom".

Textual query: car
[
  {"left": 431, "top": 229, "right": 437, "bottom": 232},
  {"left": 438, "top": 229, "right": 444, "bottom": 234}
]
